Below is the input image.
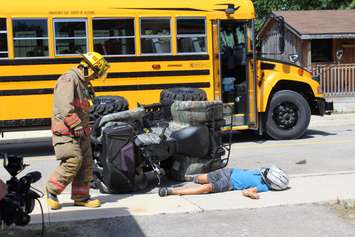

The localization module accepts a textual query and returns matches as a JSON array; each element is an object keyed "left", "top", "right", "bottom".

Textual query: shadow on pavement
[
  {"left": 223, "top": 128, "right": 337, "bottom": 144},
  {"left": 29, "top": 207, "right": 147, "bottom": 237},
  {"left": 92, "top": 173, "right": 185, "bottom": 202},
  {"left": 302, "top": 129, "right": 337, "bottom": 138},
  {"left": 223, "top": 130, "right": 267, "bottom": 144}
]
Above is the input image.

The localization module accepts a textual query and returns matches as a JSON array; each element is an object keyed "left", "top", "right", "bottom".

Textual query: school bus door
[
  {"left": 246, "top": 21, "right": 258, "bottom": 128},
  {"left": 216, "top": 20, "right": 257, "bottom": 127}
]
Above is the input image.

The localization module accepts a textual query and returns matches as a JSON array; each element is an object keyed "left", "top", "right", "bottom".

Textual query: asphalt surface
[
  {"left": 6, "top": 203, "right": 355, "bottom": 237},
  {"left": 83, "top": 204, "right": 355, "bottom": 237},
  {"left": 226, "top": 119, "right": 355, "bottom": 175},
  {"left": 1, "top": 114, "right": 355, "bottom": 188},
  {"left": 1, "top": 113, "right": 355, "bottom": 237}
]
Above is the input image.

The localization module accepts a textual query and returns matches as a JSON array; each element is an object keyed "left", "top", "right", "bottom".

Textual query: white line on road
[{"left": 289, "top": 170, "right": 355, "bottom": 178}]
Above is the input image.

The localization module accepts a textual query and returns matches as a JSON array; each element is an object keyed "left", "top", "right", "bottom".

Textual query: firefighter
[
  {"left": 0, "top": 179, "right": 7, "bottom": 201},
  {"left": 45, "top": 52, "right": 110, "bottom": 210}
]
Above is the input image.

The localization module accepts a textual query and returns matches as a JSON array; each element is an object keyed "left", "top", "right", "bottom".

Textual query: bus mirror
[{"left": 288, "top": 54, "right": 299, "bottom": 63}]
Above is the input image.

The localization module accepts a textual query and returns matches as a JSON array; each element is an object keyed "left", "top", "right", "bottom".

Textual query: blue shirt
[{"left": 230, "top": 168, "right": 269, "bottom": 192}]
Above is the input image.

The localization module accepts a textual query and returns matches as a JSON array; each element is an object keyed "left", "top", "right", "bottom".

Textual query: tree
[{"left": 347, "top": 0, "right": 355, "bottom": 9}]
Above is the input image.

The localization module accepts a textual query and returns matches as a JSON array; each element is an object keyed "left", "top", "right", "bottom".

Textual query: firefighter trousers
[{"left": 46, "top": 136, "right": 93, "bottom": 201}]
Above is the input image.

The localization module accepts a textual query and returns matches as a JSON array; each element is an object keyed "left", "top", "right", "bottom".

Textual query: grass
[{"left": 330, "top": 199, "right": 355, "bottom": 226}]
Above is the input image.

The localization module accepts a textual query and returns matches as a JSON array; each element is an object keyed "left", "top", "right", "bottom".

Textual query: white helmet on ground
[{"left": 260, "top": 165, "right": 289, "bottom": 191}]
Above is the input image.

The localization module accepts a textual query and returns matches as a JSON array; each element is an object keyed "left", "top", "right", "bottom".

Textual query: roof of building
[{"left": 261, "top": 10, "right": 355, "bottom": 40}]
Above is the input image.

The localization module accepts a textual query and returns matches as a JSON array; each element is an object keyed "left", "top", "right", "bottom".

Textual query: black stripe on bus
[
  {"left": 260, "top": 62, "right": 276, "bottom": 70},
  {"left": 113, "top": 7, "right": 207, "bottom": 12},
  {"left": 0, "top": 82, "right": 210, "bottom": 96},
  {"left": 108, "top": 70, "right": 210, "bottom": 78},
  {"left": 0, "top": 55, "right": 209, "bottom": 66},
  {"left": 0, "top": 75, "right": 59, "bottom": 82},
  {"left": 0, "top": 118, "right": 51, "bottom": 129},
  {"left": 0, "top": 70, "right": 210, "bottom": 82},
  {"left": 258, "top": 57, "right": 311, "bottom": 73},
  {"left": 95, "top": 82, "right": 210, "bottom": 92}
]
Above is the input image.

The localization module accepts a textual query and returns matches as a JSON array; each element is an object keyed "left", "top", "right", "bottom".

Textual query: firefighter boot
[
  {"left": 46, "top": 189, "right": 61, "bottom": 210},
  {"left": 74, "top": 198, "right": 101, "bottom": 208}
]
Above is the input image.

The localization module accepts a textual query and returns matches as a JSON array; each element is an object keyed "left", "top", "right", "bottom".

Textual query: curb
[
  {"left": 327, "top": 97, "right": 355, "bottom": 114},
  {"left": 29, "top": 171, "right": 355, "bottom": 224}
]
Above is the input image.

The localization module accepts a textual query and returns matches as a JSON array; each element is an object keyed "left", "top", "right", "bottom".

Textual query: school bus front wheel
[{"left": 264, "top": 90, "right": 311, "bottom": 140}]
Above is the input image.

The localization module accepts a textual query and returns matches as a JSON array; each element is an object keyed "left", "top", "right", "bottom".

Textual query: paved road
[
  {"left": 1, "top": 114, "right": 355, "bottom": 187},
  {"left": 73, "top": 204, "right": 355, "bottom": 237},
  {"left": 1, "top": 113, "right": 355, "bottom": 237},
  {"left": 22, "top": 203, "right": 351, "bottom": 237},
  {"left": 226, "top": 114, "right": 355, "bottom": 174}
]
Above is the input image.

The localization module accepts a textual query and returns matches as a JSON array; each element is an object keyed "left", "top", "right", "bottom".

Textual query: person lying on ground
[{"left": 158, "top": 165, "right": 289, "bottom": 199}]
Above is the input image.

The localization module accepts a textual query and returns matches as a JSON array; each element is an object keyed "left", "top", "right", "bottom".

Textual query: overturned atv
[{"left": 91, "top": 100, "right": 231, "bottom": 194}]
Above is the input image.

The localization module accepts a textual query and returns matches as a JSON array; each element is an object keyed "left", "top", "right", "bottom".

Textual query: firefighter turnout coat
[{"left": 47, "top": 68, "right": 95, "bottom": 200}]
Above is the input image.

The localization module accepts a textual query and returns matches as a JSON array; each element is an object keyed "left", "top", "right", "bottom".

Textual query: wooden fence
[{"left": 312, "top": 64, "right": 355, "bottom": 97}]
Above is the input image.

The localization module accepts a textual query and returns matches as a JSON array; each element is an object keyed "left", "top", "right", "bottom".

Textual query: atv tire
[
  {"left": 160, "top": 87, "right": 207, "bottom": 106},
  {"left": 160, "top": 88, "right": 207, "bottom": 119},
  {"left": 89, "top": 96, "right": 129, "bottom": 120}
]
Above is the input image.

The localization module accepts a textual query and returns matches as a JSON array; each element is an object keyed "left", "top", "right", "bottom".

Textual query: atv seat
[
  {"left": 92, "top": 107, "right": 145, "bottom": 142},
  {"left": 135, "top": 121, "right": 189, "bottom": 146}
]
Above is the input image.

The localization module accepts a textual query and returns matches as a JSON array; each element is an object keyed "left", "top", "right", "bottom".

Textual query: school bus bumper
[{"left": 314, "top": 98, "right": 334, "bottom": 116}]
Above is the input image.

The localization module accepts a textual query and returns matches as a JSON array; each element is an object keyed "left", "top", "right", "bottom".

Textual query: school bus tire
[
  {"left": 89, "top": 96, "right": 129, "bottom": 120},
  {"left": 160, "top": 87, "right": 207, "bottom": 106},
  {"left": 265, "top": 90, "right": 311, "bottom": 140}
]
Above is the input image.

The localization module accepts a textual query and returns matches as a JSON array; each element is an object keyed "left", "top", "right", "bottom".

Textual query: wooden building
[{"left": 258, "top": 10, "right": 355, "bottom": 96}]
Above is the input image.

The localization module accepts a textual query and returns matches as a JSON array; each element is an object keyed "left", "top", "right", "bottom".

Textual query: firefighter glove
[{"left": 73, "top": 126, "right": 85, "bottom": 137}]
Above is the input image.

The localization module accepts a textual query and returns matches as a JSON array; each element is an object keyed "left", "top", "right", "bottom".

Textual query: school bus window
[
  {"left": 54, "top": 19, "right": 87, "bottom": 55},
  {"left": 12, "top": 19, "right": 49, "bottom": 58},
  {"left": 93, "top": 18, "right": 135, "bottom": 56},
  {"left": 0, "top": 18, "right": 8, "bottom": 58},
  {"left": 140, "top": 18, "right": 171, "bottom": 54},
  {"left": 177, "top": 18, "right": 206, "bottom": 54}
]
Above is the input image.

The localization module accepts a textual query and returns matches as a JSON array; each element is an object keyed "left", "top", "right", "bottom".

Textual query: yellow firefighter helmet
[{"left": 80, "top": 52, "right": 110, "bottom": 79}]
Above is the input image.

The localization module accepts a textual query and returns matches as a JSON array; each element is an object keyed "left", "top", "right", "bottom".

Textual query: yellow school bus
[{"left": 0, "top": 0, "right": 332, "bottom": 139}]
